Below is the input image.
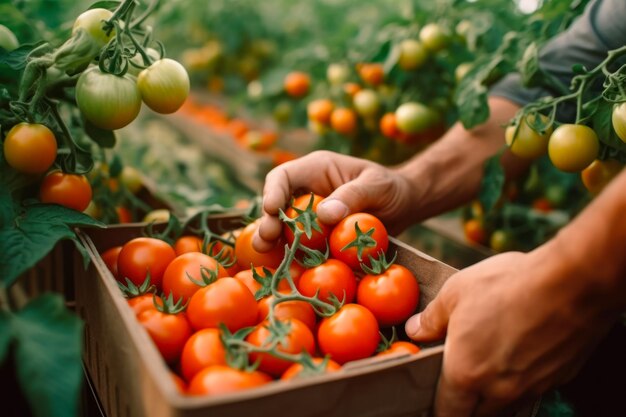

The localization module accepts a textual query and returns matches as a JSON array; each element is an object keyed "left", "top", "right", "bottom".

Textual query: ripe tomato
[
  {"left": 581, "top": 159, "right": 623, "bottom": 195},
  {"left": 233, "top": 266, "right": 287, "bottom": 300},
  {"left": 187, "top": 277, "right": 258, "bottom": 332},
  {"left": 505, "top": 114, "right": 552, "bottom": 159},
  {"left": 280, "top": 357, "right": 341, "bottom": 380},
  {"left": 40, "top": 171, "right": 92, "bottom": 212},
  {"left": 72, "top": 8, "right": 114, "bottom": 47},
  {"left": 398, "top": 39, "right": 428, "bottom": 71},
  {"left": 100, "top": 245, "right": 122, "bottom": 278},
  {"left": 128, "top": 294, "right": 163, "bottom": 316},
  {"left": 342, "top": 82, "right": 362, "bottom": 98},
  {"left": 4, "top": 123, "right": 57, "bottom": 174},
  {"left": 115, "top": 206, "right": 132, "bottom": 223},
  {"left": 353, "top": 89, "right": 380, "bottom": 118},
  {"left": 137, "top": 308, "right": 192, "bottom": 363},
  {"left": 246, "top": 319, "right": 316, "bottom": 376},
  {"left": 187, "top": 365, "right": 271, "bottom": 396},
  {"left": 173, "top": 235, "right": 203, "bottom": 256},
  {"left": 235, "top": 220, "right": 285, "bottom": 270},
  {"left": 117, "top": 237, "right": 176, "bottom": 289},
  {"left": 257, "top": 290, "right": 317, "bottom": 331},
  {"left": 419, "top": 23, "right": 448, "bottom": 52},
  {"left": 327, "top": 63, "right": 350, "bottom": 85},
  {"left": 357, "top": 264, "right": 419, "bottom": 327},
  {"left": 463, "top": 218, "right": 488, "bottom": 246},
  {"left": 358, "top": 63, "right": 384, "bottom": 86},
  {"left": 76, "top": 67, "right": 141, "bottom": 130},
  {"left": 180, "top": 328, "right": 227, "bottom": 382},
  {"left": 612, "top": 103, "right": 626, "bottom": 143},
  {"left": 330, "top": 108, "right": 358, "bottom": 136},
  {"left": 284, "top": 71, "right": 310, "bottom": 98},
  {"left": 379, "top": 112, "right": 400, "bottom": 139},
  {"left": 170, "top": 372, "right": 186, "bottom": 394},
  {"left": 162, "top": 252, "right": 228, "bottom": 303},
  {"left": 329, "top": 213, "right": 389, "bottom": 270},
  {"left": 283, "top": 194, "right": 332, "bottom": 253},
  {"left": 548, "top": 124, "right": 599, "bottom": 172},
  {"left": 0, "top": 24, "right": 19, "bottom": 51},
  {"left": 395, "top": 102, "right": 435, "bottom": 134},
  {"left": 307, "top": 99, "right": 334, "bottom": 125},
  {"left": 137, "top": 59, "right": 190, "bottom": 114},
  {"left": 297, "top": 259, "right": 356, "bottom": 304},
  {"left": 376, "top": 341, "right": 420, "bottom": 357},
  {"left": 532, "top": 197, "right": 553, "bottom": 213},
  {"left": 317, "top": 304, "right": 380, "bottom": 364}
]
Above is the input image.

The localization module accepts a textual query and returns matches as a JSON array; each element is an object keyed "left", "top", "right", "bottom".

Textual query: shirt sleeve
[{"left": 489, "top": 0, "right": 626, "bottom": 107}]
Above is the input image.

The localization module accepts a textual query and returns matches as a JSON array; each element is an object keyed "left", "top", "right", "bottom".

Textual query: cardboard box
[{"left": 73, "top": 215, "right": 539, "bottom": 417}]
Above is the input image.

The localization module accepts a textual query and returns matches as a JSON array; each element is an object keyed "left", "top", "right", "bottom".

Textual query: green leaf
[
  {"left": 519, "top": 42, "right": 541, "bottom": 87},
  {"left": 455, "top": 77, "right": 489, "bottom": 129},
  {"left": 0, "top": 312, "right": 12, "bottom": 363},
  {"left": 0, "top": 203, "right": 102, "bottom": 289},
  {"left": 12, "top": 294, "right": 83, "bottom": 417},
  {"left": 83, "top": 120, "right": 116, "bottom": 148},
  {"left": 88, "top": 1, "right": 121, "bottom": 11},
  {"left": 478, "top": 153, "right": 505, "bottom": 212},
  {"left": 0, "top": 42, "right": 45, "bottom": 70}
]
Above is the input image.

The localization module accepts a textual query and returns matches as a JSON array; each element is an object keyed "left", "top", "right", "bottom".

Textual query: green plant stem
[
  {"left": 46, "top": 99, "right": 78, "bottom": 172},
  {"left": 0, "top": 287, "right": 12, "bottom": 313},
  {"left": 227, "top": 338, "right": 308, "bottom": 364},
  {"left": 130, "top": 0, "right": 160, "bottom": 29}
]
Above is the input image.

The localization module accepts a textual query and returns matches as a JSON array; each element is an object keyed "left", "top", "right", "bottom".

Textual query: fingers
[
  {"left": 405, "top": 287, "right": 453, "bottom": 342},
  {"left": 252, "top": 213, "right": 283, "bottom": 252},
  {"left": 434, "top": 372, "right": 480, "bottom": 417}
]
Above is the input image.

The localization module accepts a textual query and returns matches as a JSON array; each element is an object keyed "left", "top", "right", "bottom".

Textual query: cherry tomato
[
  {"left": 117, "top": 237, "right": 176, "bottom": 289},
  {"left": 398, "top": 39, "right": 428, "bottom": 71},
  {"left": 395, "top": 102, "right": 436, "bottom": 134},
  {"left": 379, "top": 112, "right": 400, "bottom": 139},
  {"left": 581, "top": 159, "right": 623, "bottom": 195},
  {"left": 72, "top": 8, "right": 114, "bottom": 47},
  {"left": 40, "top": 171, "right": 92, "bottom": 212},
  {"left": 283, "top": 194, "right": 332, "bottom": 253},
  {"left": 127, "top": 294, "right": 163, "bottom": 316},
  {"left": 317, "top": 304, "right": 380, "bottom": 364},
  {"left": 162, "top": 252, "right": 228, "bottom": 303},
  {"left": 137, "top": 58, "right": 190, "bottom": 114},
  {"left": 357, "top": 264, "right": 419, "bottom": 327},
  {"left": 489, "top": 229, "right": 515, "bottom": 253},
  {"left": 100, "top": 246, "right": 122, "bottom": 278},
  {"left": 187, "top": 277, "right": 258, "bottom": 332},
  {"left": 532, "top": 197, "right": 553, "bottom": 213},
  {"left": 4, "top": 123, "right": 57, "bottom": 174},
  {"left": 233, "top": 266, "right": 287, "bottom": 300},
  {"left": 307, "top": 99, "right": 334, "bottom": 125},
  {"left": 329, "top": 213, "right": 389, "bottom": 270},
  {"left": 419, "top": 23, "right": 448, "bottom": 52},
  {"left": 612, "top": 103, "right": 626, "bottom": 143},
  {"left": 327, "top": 63, "right": 350, "bottom": 85},
  {"left": 142, "top": 209, "right": 171, "bottom": 223},
  {"left": 257, "top": 290, "right": 317, "bottom": 331},
  {"left": 358, "top": 63, "right": 384, "bottom": 86},
  {"left": 284, "top": 71, "right": 310, "bottom": 98},
  {"left": 187, "top": 365, "right": 271, "bottom": 396},
  {"left": 463, "top": 218, "right": 488, "bottom": 246},
  {"left": 330, "top": 108, "right": 358, "bottom": 136},
  {"left": 505, "top": 114, "right": 552, "bottom": 159},
  {"left": 119, "top": 166, "right": 143, "bottom": 194},
  {"left": 115, "top": 206, "right": 132, "bottom": 223},
  {"left": 353, "top": 89, "right": 380, "bottom": 118},
  {"left": 0, "top": 24, "right": 19, "bottom": 51},
  {"left": 137, "top": 308, "right": 192, "bottom": 363},
  {"left": 173, "top": 235, "right": 203, "bottom": 256},
  {"left": 170, "top": 372, "right": 186, "bottom": 394},
  {"left": 235, "top": 220, "right": 285, "bottom": 269},
  {"left": 180, "top": 328, "right": 227, "bottom": 382},
  {"left": 548, "top": 124, "right": 599, "bottom": 172},
  {"left": 342, "top": 82, "right": 362, "bottom": 98},
  {"left": 376, "top": 341, "right": 420, "bottom": 357},
  {"left": 280, "top": 357, "right": 341, "bottom": 380},
  {"left": 298, "top": 259, "right": 357, "bottom": 304}
]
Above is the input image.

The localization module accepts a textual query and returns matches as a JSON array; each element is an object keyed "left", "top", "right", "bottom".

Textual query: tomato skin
[
  {"left": 398, "top": 39, "right": 428, "bottom": 71},
  {"left": 170, "top": 372, "right": 187, "bottom": 394},
  {"left": 532, "top": 197, "right": 553, "bottom": 213},
  {"left": 246, "top": 319, "right": 316, "bottom": 377},
  {"left": 327, "top": 63, "right": 350, "bottom": 85},
  {"left": 137, "top": 58, "right": 190, "bottom": 114},
  {"left": 353, "top": 89, "right": 380, "bottom": 118},
  {"left": 307, "top": 99, "right": 334, "bottom": 125},
  {"left": 180, "top": 328, "right": 227, "bottom": 382},
  {"left": 581, "top": 159, "right": 623, "bottom": 195},
  {"left": 612, "top": 103, "right": 626, "bottom": 143},
  {"left": 257, "top": 290, "right": 317, "bottom": 331},
  {"left": 162, "top": 252, "right": 228, "bottom": 303},
  {"left": 173, "top": 235, "right": 203, "bottom": 256},
  {"left": 72, "top": 8, "right": 114, "bottom": 47},
  {"left": 280, "top": 357, "right": 341, "bottom": 380},
  {"left": 329, "top": 213, "right": 389, "bottom": 270},
  {"left": 379, "top": 112, "right": 400, "bottom": 139},
  {"left": 548, "top": 124, "right": 599, "bottom": 172},
  {"left": 4, "top": 123, "right": 57, "bottom": 174},
  {"left": 330, "top": 108, "right": 358, "bottom": 136},
  {"left": 40, "top": 171, "right": 92, "bottom": 212},
  {"left": 187, "top": 365, "right": 272, "bottom": 396},
  {"left": 137, "top": 309, "right": 192, "bottom": 363},
  {"left": 505, "top": 114, "right": 552, "bottom": 159},
  {"left": 127, "top": 294, "right": 162, "bottom": 316},
  {"left": 284, "top": 71, "right": 310, "bottom": 98},
  {"left": 358, "top": 63, "right": 384, "bottom": 86},
  {"left": 395, "top": 102, "right": 435, "bottom": 134},
  {"left": 115, "top": 206, "right": 132, "bottom": 223},
  {"left": 235, "top": 220, "right": 285, "bottom": 269},
  {"left": 187, "top": 277, "right": 258, "bottom": 332},
  {"left": 283, "top": 194, "right": 331, "bottom": 253},
  {"left": 117, "top": 237, "right": 176, "bottom": 289},
  {"left": 357, "top": 264, "right": 419, "bottom": 327},
  {"left": 376, "top": 341, "right": 420, "bottom": 357},
  {"left": 463, "top": 218, "right": 488, "bottom": 246},
  {"left": 298, "top": 259, "right": 357, "bottom": 304},
  {"left": 419, "top": 23, "right": 448, "bottom": 52},
  {"left": 76, "top": 67, "right": 142, "bottom": 130},
  {"left": 317, "top": 304, "right": 380, "bottom": 364},
  {"left": 101, "top": 246, "right": 122, "bottom": 278}
]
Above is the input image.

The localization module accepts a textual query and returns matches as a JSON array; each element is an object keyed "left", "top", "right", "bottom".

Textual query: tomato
[
  {"left": 170, "top": 372, "right": 186, "bottom": 394},
  {"left": 257, "top": 290, "right": 317, "bottom": 331},
  {"left": 379, "top": 112, "right": 400, "bottom": 139},
  {"left": 273, "top": 101, "right": 292, "bottom": 124},
  {"left": 308, "top": 119, "right": 329, "bottom": 135},
  {"left": 505, "top": 114, "right": 552, "bottom": 159},
  {"left": 128, "top": 48, "right": 161, "bottom": 77},
  {"left": 317, "top": 304, "right": 380, "bottom": 364},
  {"left": 353, "top": 89, "right": 380, "bottom": 118},
  {"left": 419, "top": 23, "right": 448, "bottom": 52},
  {"left": 117, "top": 237, "right": 176, "bottom": 289},
  {"left": 246, "top": 319, "right": 316, "bottom": 376},
  {"left": 128, "top": 294, "right": 163, "bottom": 316},
  {"left": 137, "top": 59, "right": 190, "bottom": 114},
  {"left": 357, "top": 264, "right": 419, "bottom": 327},
  {"left": 456, "top": 20, "right": 473, "bottom": 40},
  {"left": 142, "top": 209, "right": 171, "bottom": 223},
  {"left": 137, "top": 308, "right": 192, "bottom": 363},
  {"left": 235, "top": 220, "right": 285, "bottom": 269},
  {"left": 119, "top": 166, "right": 143, "bottom": 194},
  {"left": 581, "top": 159, "right": 623, "bottom": 195},
  {"left": 463, "top": 218, "right": 488, "bottom": 245},
  {"left": 72, "top": 8, "right": 114, "bottom": 47},
  {"left": 342, "top": 82, "right": 362, "bottom": 98},
  {"left": 0, "top": 24, "right": 19, "bottom": 51},
  {"left": 173, "top": 235, "right": 203, "bottom": 256},
  {"left": 283, "top": 194, "right": 332, "bottom": 253},
  {"left": 162, "top": 252, "right": 228, "bottom": 303},
  {"left": 455, "top": 63, "right": 472, "bottom": 83},
  {"left": 233, "top": 267, "right": 288, "bottom": 300},
  {"left": 544, "top": 184, "right": 567, "bottom": 208},
  {"left": 298, "top": 259, "right": 357, "bottom": 304},
  {"left": 281, "top": 357, "right": 341, "bottom": 380},
  {"left": 489, "top": 229, "right": 515, "bottom": 253},
  {"left": 395, "top": 102, "right": 436, "bottom": 134},
  {"left": 358, "top": 63, "right": 384, "bottom": 86},
  {"left": 187, "top": 277, "right": 258, "bottom": 332},
  {"left": 4, "top": 123, "right": 57, "bottom": 174},
  {"left": 180, "top": 328, "right": 227, "bottom": 382},
  {"left": 327, "top": 63, "right": 350, "bottom": 86},
  {"left": 330, "top": 108, "right": 358, "bottom": 136},
  {"left": 101, "top": 246, "right": 122, "bottom": 278},
  {"left": 226, "top": 118, "right": 249, "bottom": 140},
  {"left": 284, "top": 71, "right": 310, "bottom": 98},
  {"left": 377, "top": 341, "right": 420, "bottom": 357},
  {"left": 40, "top": 171, "right": 92, "bottom": 212},
  {"left": 548, "top": 124, "right": 599, "bottom": 172},
  {"left": 397, "top": 39, "right": 428, "bottom": 71},
  {"left": 115, "top": 206, "right": 132, "bottom": 223},
  {"left": 187, "top": 365, "right": 271, "bottom": 396},
  {"left": 307, "top": 99, "right": 334, "bottom": 125},
  {"left": 329, "top": 213, "right": 389, "bottom": 270},
  {"left": 609, "top": 102, "right": 626, "bottom": 143},
  {"left": 76, "top": 67, "right": 141, "bottom": 130}
]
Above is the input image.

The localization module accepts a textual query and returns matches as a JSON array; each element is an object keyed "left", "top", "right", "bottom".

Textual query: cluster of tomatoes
[{"left": 99, "top": 194, "right": 422, "bottom": 396}]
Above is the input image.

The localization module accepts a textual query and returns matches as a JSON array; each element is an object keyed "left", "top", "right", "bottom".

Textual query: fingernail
[
  {"left": 405, "top": 314, "right": 421, "bottom": 337},
  {"left": 318, "top": 199, "right": 349, "bottom": 222}
]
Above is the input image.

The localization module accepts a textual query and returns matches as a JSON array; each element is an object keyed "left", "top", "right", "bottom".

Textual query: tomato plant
[
  {"left": 137, "top": 58, "right": 190, "bottom": 114},
  {"left": 329, "top": 213, "right": 389, "bottom": 270},
  {"left": 117, "top": 237, "right": 176, "bottom": 289},
  {"left": 3, "top": 123, "right": 57, "bottom": 174},
  {"left": 40, "top": 171, "right": 93, "bottom": 212}
]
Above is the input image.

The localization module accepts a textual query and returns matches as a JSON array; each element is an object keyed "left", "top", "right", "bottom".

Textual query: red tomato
[
  {"left": 379, "top": 112, "right": 400, "bottom": 139},
  {"left": 257, "top": 290, "right": 317, "bottom": 331},
  {"left": 117, "top": 237, "right": 176, "bottom": 289},
  {"left": 283, "top": 194, "right": 332, "bottom": 252},
  {"left": 246, "top": 319, "right": 316, "bottom": 376},
  {"left": 357, "top": 264, "right": 419, "bottom": 327},
  {"left": 173, "top": 235, "right": 203, "bottom": 255},
  {"left": 180, "top": 328, "right": 227, "bottom": 382},
  {"left": 40, "top": 171, "right": 92, "bottom": 212},
  {"left": 463, "top": 219, "right": 488, "bottom": 246},
  {"left": 127, "top": 294, "right": 163, "bottom": 316},
  {"left": 187, "top": 277, "right": 258, "bottom": 332},
  {"left": 376, "top": 341, "right": 421, "bottom": 357},
  {"left": 137, "top": 308, "right": 192, "bottom": 363},
  {"left": 100, "top": 246, "right": 122, "bottom": 278},
  {"left": 358, "top": 63, "right": 385, "bottom": 86},
  {"left": 532, "top": 197, "right": 553, "bottom": 213},
  {"left": 115, "top": 206, "right": 132, "bottom": 223},
  {"left": 187, "top": 365, "right": 272, "bottom": 396},
  {"left": 235, "top": 220, "right": 285, "bottom": 269},
  {"left": 317, "top": 304, "right": 380, "bottom": 364},
  {"left": 297, "top": 259, "right": 356, "bottom": 304},
  {"left": 329, "top": 213, "right": 389, "bottom": 270},
  {"left": 170, "top": 372, "right": 187, "bottom": 394},
  {"left": 284, "top": 71, "right": 310, "bottom": 98},
  {"left": 307, "top": 99, "right": 334, "bottom": 125},
  {"left": 281, "top": 357, "right": 341, "bottom": 380},
  {"left": 162, "top": 252, "right": 228, "bottom": 303},
  {"left": 3, "top": 122, "right": 57, "bottom": 174},
  {"left": 233, "top": 267, "right": 289, "bottom": 300},
  {"left": 330, "top": 108, "right": 358, "bottom": 136}
]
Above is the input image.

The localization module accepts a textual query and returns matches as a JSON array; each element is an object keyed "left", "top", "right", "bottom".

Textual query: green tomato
[
  {"left": 0, "top": 24, "right": 19, "bottom": 51},
  {"left": 395, "top": 102, "right": 436, "bottom": 134},
  {"left": 72, "top": 8, "right": 114, "bottom": 48},
  {"left": 455, "top": 63, "right": 473, "bottom": 83},
  {"left": 548, "top": 124, "right": 599, "bottom": 172},
  {"left": 612, "top": 102, "right": 626, "bottom": 143},
  {"left": 419, "top": 23, "right": 448, "bottom": 52},
  {"left": 127, "top": 48, "right": 161, "bottom": 77},
  {"left": 505, "top": 114, "right": 552, "bottom": 159},
  {"left": 76, "top": 67, "right": 142, "bottom": 130},
  {"left": 353, "top": 89, "right": 380, "bottom": 117},
  {"left": 398, "top": 39, "right": 428, "bottom": 71},
  {"left": 120, "top": 166, "right": 143, "bottom": 194},
  {"left": 137, "top": 58, "right": 190, "bottom": 114},
  {"left": 489, "top": 230, "right": 514, "bottom": 253},
  {"left": 544, "top": 184, "right": 567, "bottom": 208}
]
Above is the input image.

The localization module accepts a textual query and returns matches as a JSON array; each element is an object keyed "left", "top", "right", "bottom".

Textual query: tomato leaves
[{"left": 478, "top": 152, "right": 505, "bottom": 213}]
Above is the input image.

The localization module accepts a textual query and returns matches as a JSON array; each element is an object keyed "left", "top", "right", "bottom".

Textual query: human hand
[{"left": 405, "top": 246, "right": 617, "bottom": 417}]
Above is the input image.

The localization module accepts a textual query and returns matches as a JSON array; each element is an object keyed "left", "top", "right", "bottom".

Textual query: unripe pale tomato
[
  {"left": 395, "top": 102, "right": 434, "bottom": 134},
  {"left": 612, "top": 103, "right": 626, "bottom": 143},
  {"left": 505, "top": 114, "right": 552, "bottom": 159},
  {"left": 358, "top": 63, "right": 385, "bottom": 86},
  {"left": 76, "top": 67, "right": 142, "bottom": 130},
  {"left": 327, "top": 63, "right": 350, "bottom": 85},
  {"left": 40, "top": 171, "right": 92, "bottom": 212},
  {"left": 137, "top": 59, "right": 190, "bottom": 114},
  {"left": 581, "top": 159, "right": 623, "bottom": 195},
  {"left": 4, "top": 123, "right": 57, "bottom": 174},
  {"left": 548, "top": 124, "right": 599, "bottom": 172},
  {"left": 0, "top": 24, "right": 19, "bottom": 51},
  {"left": 284, "top": 71, "right": 310, "bottom": 98},
  {"left": 142, "top": 209, "right": 171, "bottom": 223},
  {"left": 307, "top": 99, "right": 334, "bottom": 124},
  {"left": 454, "top": 63, "right": 473, "bottom": 83},
  {"left": 72, "top": 8, "right": 114, "bottom": 47},
  {"left": 419, "top": 23, "right": 448, "bottom": 52},
  {"left": 353, "top": 89, "right": 380, "bottom": 117},
  {"left": 489, "top": 229, "right": 514, "bottom": 253},
  {"left": 398, "top": 39, "right": 428, "bottom": 71},
  {"left": 119, "top": 166, "right": 143, "bottom": 194},
  {"left": 456, "top": 20, "right": 472, "bottom": 40},
  {"left": 330, "top": 108, "right": 358, "bottom": 136}
]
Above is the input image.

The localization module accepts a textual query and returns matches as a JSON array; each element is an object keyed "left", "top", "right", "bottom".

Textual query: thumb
[
  {"left": 405, "top": 294, "right": 451, "bottom": 342},
  {"left": 317, "top": 181, "right": 372, "bottom": 225}
]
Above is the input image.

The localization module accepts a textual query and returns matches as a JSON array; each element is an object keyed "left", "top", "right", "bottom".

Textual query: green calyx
[{"left": 341, "top": 221, "right": 377, "bottom": 262}]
